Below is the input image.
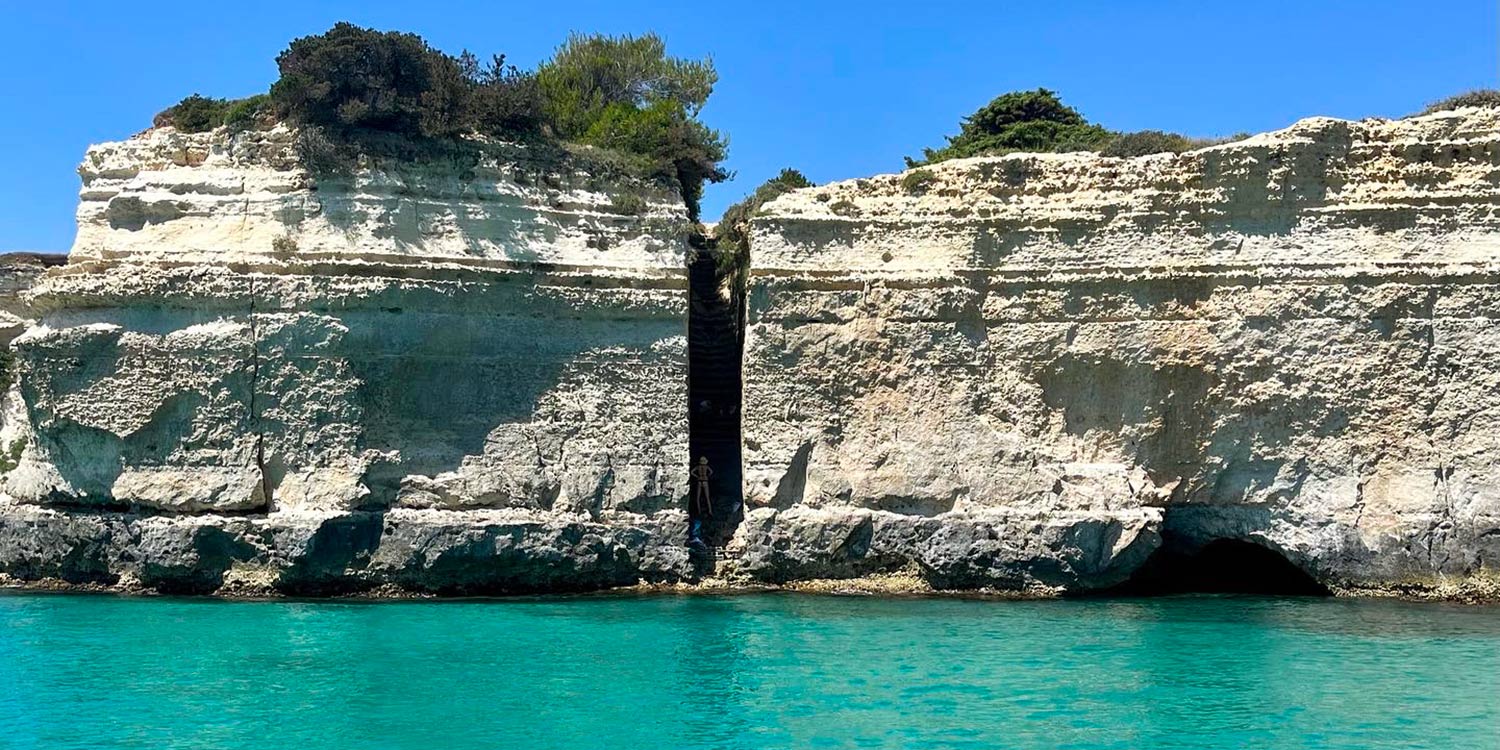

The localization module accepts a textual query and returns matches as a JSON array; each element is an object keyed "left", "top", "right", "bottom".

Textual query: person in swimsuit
[{"left": 688, "top": 457, "right": 713, "bottom": 547}]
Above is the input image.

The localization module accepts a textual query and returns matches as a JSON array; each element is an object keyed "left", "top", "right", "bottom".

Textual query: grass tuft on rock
[{"left": 1420, "top": 89, "right": 1500, "bottom": 115}]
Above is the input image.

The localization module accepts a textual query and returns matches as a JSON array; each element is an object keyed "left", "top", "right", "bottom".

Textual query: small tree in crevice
[{"left": 714, "top": 168, "right": 813, "bottom": 273}]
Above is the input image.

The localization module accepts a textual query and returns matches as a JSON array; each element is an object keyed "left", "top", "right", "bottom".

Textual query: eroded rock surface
[
  {"left": 6, "top": 109, "right": 1500, "bottom": 597},
  {"left": 0, "top": 126, "right": 697, "bottom": 593},
  {"left": 737, "top": 108, "right": 1500, "bottom": 594}
]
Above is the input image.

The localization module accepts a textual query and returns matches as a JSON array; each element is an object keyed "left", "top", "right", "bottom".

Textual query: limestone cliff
[
  {"left": 0, "top": 253, "right": 66, "bottom": 330},
  {"left": 0, "top": 126, "right": 696, "bottom": 593},
  {"left": 5, "top": 108, "right": 1500, "bottom": 598},
  {"left": 0, "top": 253, "right": 67, "bottom": 471},
  {"left": 737, "top": 108, "right": 1500, "bottom": 594}
]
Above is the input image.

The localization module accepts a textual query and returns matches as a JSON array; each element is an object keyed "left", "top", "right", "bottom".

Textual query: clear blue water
[{"left": 0, "top": 592, "right": 1496, "bottom": 750}]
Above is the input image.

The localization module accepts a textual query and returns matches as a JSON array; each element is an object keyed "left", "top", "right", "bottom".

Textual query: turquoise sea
[{"left": 0, "top": 592, "right": 1496, "bottom": 750}]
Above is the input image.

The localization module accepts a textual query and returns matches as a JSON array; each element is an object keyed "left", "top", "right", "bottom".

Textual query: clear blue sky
[{"left": 3, "top": 1, "right": 1496, "bottom": 251}]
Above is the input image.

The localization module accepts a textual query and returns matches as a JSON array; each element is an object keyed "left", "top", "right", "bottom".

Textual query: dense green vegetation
[
  {"left": 908, "top": 88, "right": 1231, "bottom": 166},
  {"left": 1421, "top": 89, "right": 1500, "bottom": 115},
  {"left": 900, "top": 168, "right": 937, "bottom": 193},
  {"left": 912, "top": 85, "right": 1500, "bottom": 166},
  {"left": 154, "top": 94, "right": 272, "bottom": 132},
  {"left": 547, "top": 33, "right": 726, "bottom": 218},
  {"left": 909, "top": 89, "right": 1109, "bottom": 165},
  {"left": 153, "top": 23, "right": 726, "bottom": 218},
  {"left": 270, "top": 24, "right": 471, "bottom": 139}
]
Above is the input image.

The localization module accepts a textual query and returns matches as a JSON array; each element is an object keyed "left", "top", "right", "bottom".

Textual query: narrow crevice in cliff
[
  {"left": 1100, "top": 535, "right": 1331, "bottom": 596},
  {"left": 687, "top": 244, "right": 744, "bottom": 546},
  {"left": 246, "top": 272, "right": 273, "bottom": 510}
]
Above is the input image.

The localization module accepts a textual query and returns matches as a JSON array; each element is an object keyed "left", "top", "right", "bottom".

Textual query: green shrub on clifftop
[
  {"left": 271, "top": 23, "right": 470, "bottom": 139},
  {"left": 1099, "top": 130, "right": 1212, "bottom": 157},
  {"left": 717, "top": 170, "right": 813, "bottom": 241},
  {"left": 462, "top": 52, "right": 546, "bottom": 137},
  {"left": 154, "top": 94, "right": 270, "bottom": 133},
  {"left": 901, "top": 168, "right": 937, "bottom": 193},
  {"left": 153, "top": 23, "right": 727, "bottom": 219},
  {"left": 537, "top": 33, "right": 716, "bottom": 139},
  {"left": 580, "top": 101, "right": 727, "bottom": 220},
  {"left": 221, "top": 94, "right": 273, "bottom": 130},
  {"left": 539, "top": 33, "right": 727, "bottom": 220},
  {"left": 908, "top": 89, "right": 1111, "bottom": 166},
  {"left": 153, "top": 95, "right": 228, "bottom": 132},
  {"left": 909, "top": 88, "right": 1228, "bottom": 166}
]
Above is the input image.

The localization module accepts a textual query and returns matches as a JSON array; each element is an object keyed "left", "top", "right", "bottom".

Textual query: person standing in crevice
[{"left": 688, "top": 456, "right": 714, "bottom": 549}]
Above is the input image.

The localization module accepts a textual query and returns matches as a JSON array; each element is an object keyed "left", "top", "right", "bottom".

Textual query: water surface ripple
[{"left": 1, "top": 593, "right": 1496, "bottom": 749}]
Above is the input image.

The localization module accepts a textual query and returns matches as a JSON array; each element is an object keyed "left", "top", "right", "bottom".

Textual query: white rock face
[
  {"left": 6, "top": 109, "right": 1500, "bottom": 597},
  {"left": 740, "top": 108, "right": 1500, "bottom": 591},
  {"left": 0, "top": 254, "right": 66, "bottom": 473},
  {"left": 8, "top": 126, "right": 690, "bottom": 519}
]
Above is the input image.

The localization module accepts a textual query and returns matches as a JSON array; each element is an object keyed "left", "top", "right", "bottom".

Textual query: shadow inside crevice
[
  {"left": 687, "top": 247, "right": 744, "bottom": 547},
  {"left": 1099, "top": 536, "right": 1331, "bottom": 597}
]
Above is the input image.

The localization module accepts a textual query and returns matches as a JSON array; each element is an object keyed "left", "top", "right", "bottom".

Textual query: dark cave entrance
[
  {"left": 686, "top": 247, "right": 744, "bottom": 546},
  {"left": 1104, "top": 537, "right": 1331, "bottom": 596}
]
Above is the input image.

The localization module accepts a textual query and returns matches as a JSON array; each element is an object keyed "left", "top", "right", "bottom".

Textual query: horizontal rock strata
[
  {"left": 0, "top": 504, "right": 693, "bottom": 595},
  {"left": 737, "top": 108, "right": 1500, "bottom": 594},
  {"left": 0, "top": 126, "right": 699, "bottom": 593},
  {"left": 6, "top": 109, "right": 1500, "bottom": 597}
]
